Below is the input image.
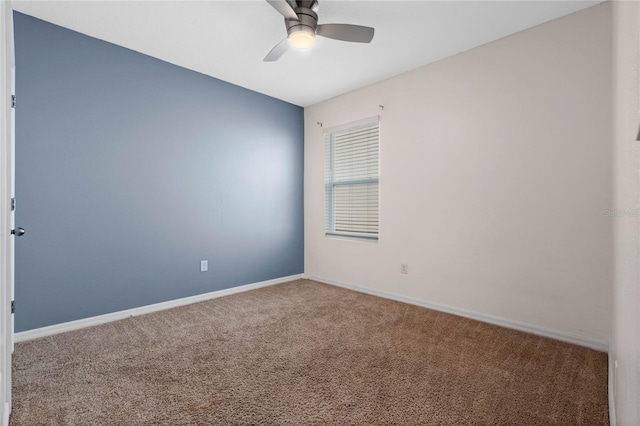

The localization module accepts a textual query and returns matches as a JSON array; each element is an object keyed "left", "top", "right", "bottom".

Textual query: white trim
[
  {"left": 304, "top": 274, "right": 609, "bottom": 352},
  {"left": 0, "top": 0, "right": 14, "bottom": 421},
  {"left": 609, "top": 351, "right": 617, "bottom": 426},
  {"left": 15, "top": 274, "right": 304, "bottom": 343}
]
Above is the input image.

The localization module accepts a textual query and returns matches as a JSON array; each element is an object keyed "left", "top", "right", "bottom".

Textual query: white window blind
[{"left": 325, "top": 118, "right": 379, "bottom": 240}]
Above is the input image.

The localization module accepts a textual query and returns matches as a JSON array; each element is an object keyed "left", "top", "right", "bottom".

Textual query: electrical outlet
[
  {"left": 401, "top": 263, "right": 408, "bottom": 274},
  {"left": 200, "top": 260, "right": 208, "bottom": 272}
]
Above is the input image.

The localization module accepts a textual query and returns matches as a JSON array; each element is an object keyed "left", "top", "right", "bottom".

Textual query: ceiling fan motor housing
[{"left": 286, "top": 8, "right": 318, "bottom": 38}]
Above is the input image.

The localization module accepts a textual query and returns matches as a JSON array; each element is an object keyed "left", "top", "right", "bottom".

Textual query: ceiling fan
[{"left": 264, "top": 0, "right": 375, "bottom": 62}]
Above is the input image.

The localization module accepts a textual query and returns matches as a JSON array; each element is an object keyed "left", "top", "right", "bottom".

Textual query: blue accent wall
[{"left": 13, "top": 12, "right": 304, "bottom": 332}]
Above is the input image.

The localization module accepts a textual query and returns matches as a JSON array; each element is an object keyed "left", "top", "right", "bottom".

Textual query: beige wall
[
  {"left": 612, "top": 0, "right": 640, "bottom": 424},
  {"left": 305, "top": 4, "right": 612, "bottom": 345}
]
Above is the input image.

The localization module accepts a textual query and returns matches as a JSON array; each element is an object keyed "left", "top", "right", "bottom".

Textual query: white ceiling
[{"left": 12, "top": 0, "right": 601, "bottom": 107}]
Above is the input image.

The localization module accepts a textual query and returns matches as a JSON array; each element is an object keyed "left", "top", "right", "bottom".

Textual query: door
[{"left": 1, "top": 1, "right": 15, "bottom": 424}]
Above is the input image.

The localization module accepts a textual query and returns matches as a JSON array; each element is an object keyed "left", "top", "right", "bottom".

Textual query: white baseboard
[
  {"left": 16, "top": 272, "right": 609, "bottom": 353},
  {"left": 2, "top": 402, "right": 8, "bottom": 426},
  {"left": 609, "top": 351, "right": 617, "bottom": 426},
  {"left": 15, "top": 274, "right": 304, "bottom": 343},
  {"left": 304, "top": 274, "right": 609, "bottom": 352}
]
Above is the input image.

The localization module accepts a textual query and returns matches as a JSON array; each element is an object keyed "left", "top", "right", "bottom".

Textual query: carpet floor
[{"left": 10, "top": 279, "right": 608, "bottom": 425}]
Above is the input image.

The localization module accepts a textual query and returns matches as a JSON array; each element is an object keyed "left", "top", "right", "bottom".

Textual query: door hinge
[
  {"left": 11, "top": 197, "right": 15, "bottom": 211},
  {"left": 11, "top": 95, "right": 15, "bottom": 109},
  {"left": 11, "top": 301, "right": 14, "bottom": 314}
]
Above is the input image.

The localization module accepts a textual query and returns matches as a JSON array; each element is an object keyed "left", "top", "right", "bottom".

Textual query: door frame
[{"left": 1, "top": 1, "right": 15, "bottom": 425}]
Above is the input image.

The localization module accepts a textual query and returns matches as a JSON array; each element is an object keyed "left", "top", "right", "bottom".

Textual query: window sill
[{"left": 325, "top": 231, "right": 378, "bottom": 242}]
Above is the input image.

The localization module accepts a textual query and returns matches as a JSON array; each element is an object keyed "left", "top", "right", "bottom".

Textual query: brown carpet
[{"left": 10, "top": 279, "right": 608, "bottom": 425}]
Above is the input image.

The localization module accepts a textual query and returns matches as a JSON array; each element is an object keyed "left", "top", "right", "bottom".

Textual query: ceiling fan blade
[
  {"left": 266, "top": 0, "right": 299, "bottom": 21},
  {"left": 316, "top": 24, "right": 375, "bottom": 43},
  {"left": 264, "top": 38, "right": 290, "bottom": 62}
]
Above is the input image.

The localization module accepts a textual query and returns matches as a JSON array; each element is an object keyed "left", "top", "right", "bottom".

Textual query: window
[{"left": 325, "top": 117, "right": 379, "bottom": 240}]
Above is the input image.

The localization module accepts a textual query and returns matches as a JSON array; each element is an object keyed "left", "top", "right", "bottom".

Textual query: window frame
[{"left": 324, "top": 116, "right": 380, "bottom": 241}]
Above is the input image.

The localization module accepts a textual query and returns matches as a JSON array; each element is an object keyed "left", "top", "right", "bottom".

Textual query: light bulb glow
[{"left": 288, "top": 31, "right": 315, "bottom": 50}]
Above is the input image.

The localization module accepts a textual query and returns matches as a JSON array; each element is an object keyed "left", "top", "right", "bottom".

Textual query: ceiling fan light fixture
[
  {"left": 288, "top": 30, "right": 315, "bottom": 50},
  {"left": 264, "top": 0, "right": 374, "bottom": 62}
]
